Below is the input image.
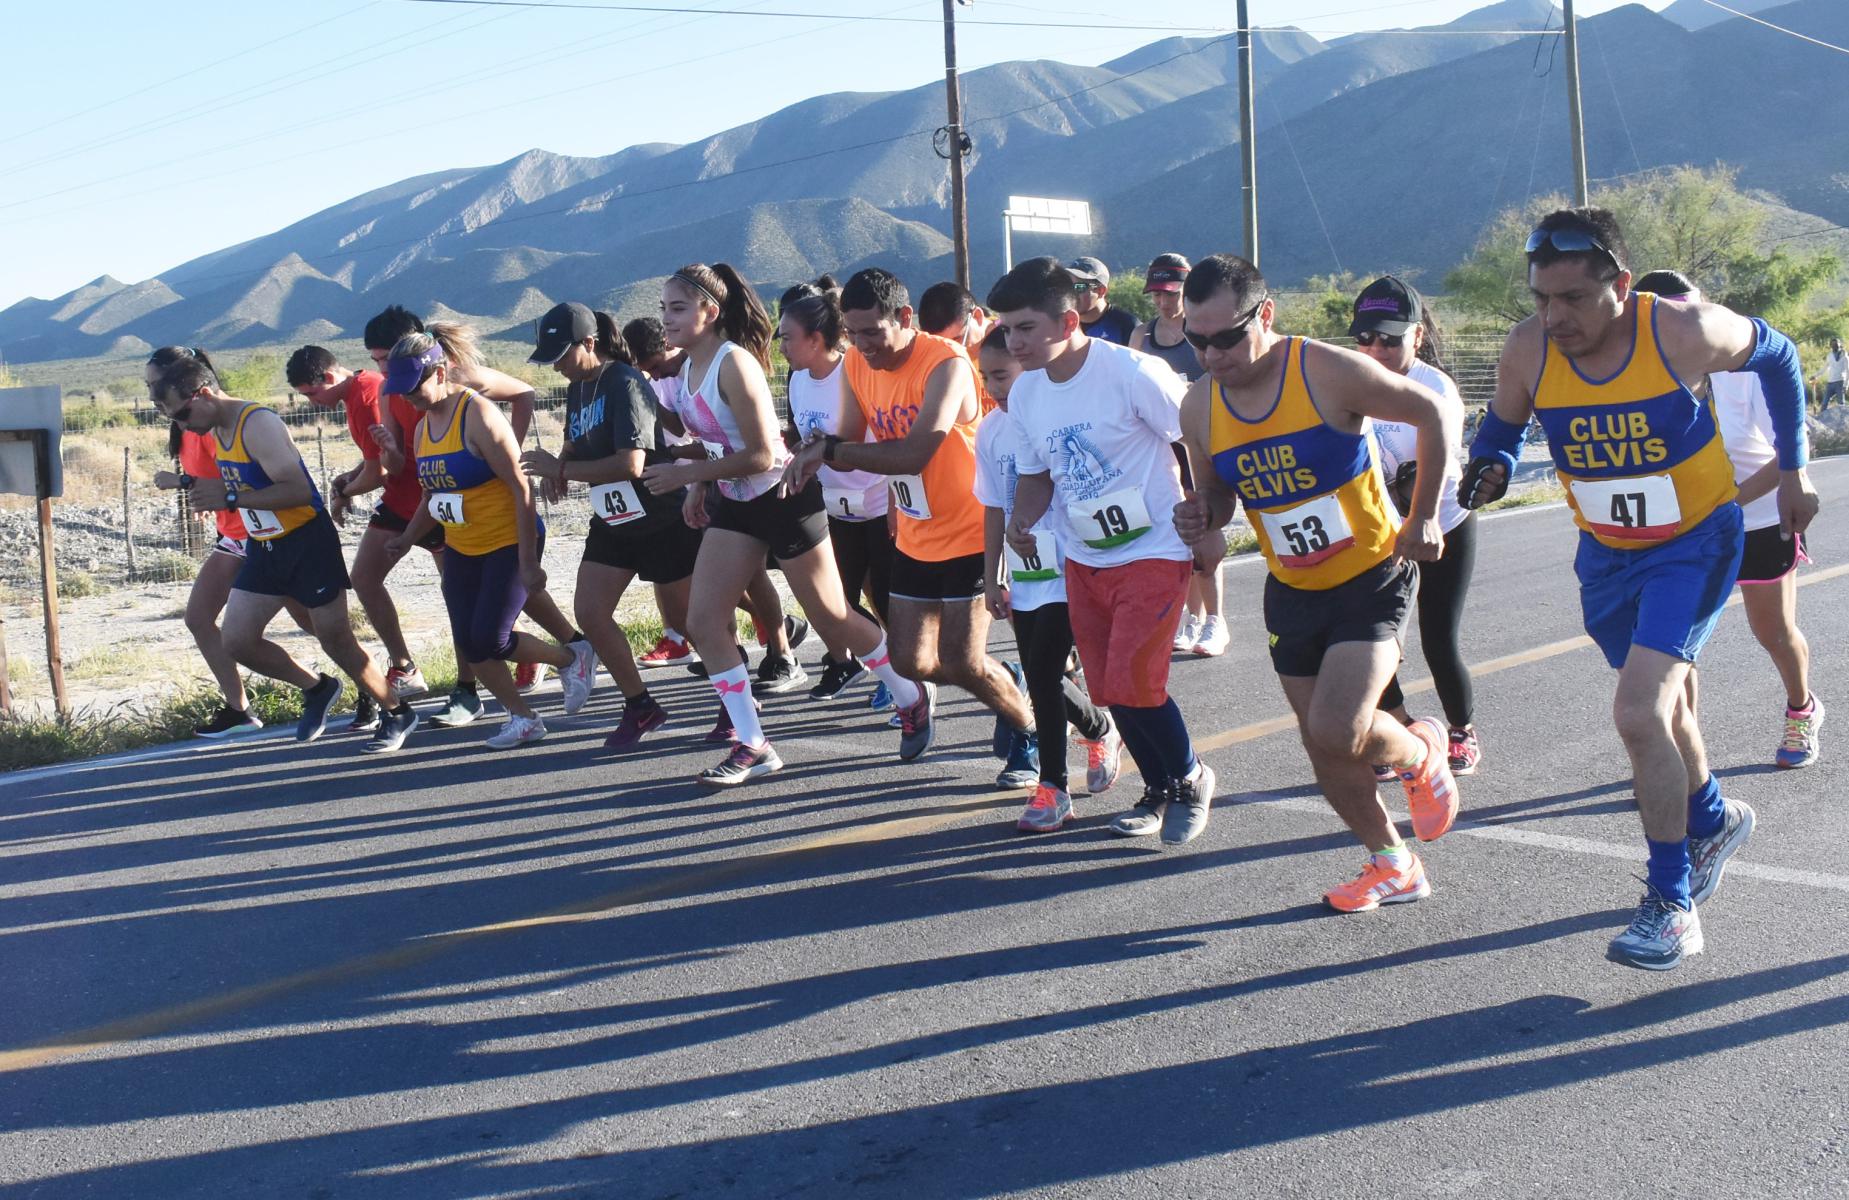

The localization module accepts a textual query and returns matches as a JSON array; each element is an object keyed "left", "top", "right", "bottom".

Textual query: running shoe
[
  {"left": 1323, "top": 852, "right": 1431, "bottom": 913},
  {"left": 1777, "top": 696, "right": 1825, "bottom": 769},
  {"left": 386, "top": 662, "right": 428, "bottom": 699},
  {"left": 869, "top": 680, "right": 894, "bottom": 711},
  {"left": 638, "top": 633, "right": 696, "bottom": 668},
  {"left": 1173, "top": 615, "right": 1200, "bottom": 652},
  {"left": 1160, "top": 762, "right": 1216, "bottom": 847},
  {"left": 897, "top": 682, "right": 937, "bottom": 762},
  {"left": 700, "top": 740, "right": 783, "bottom": 786},
  {"left": 1398, "top": 717, "right": 1459, "bottom": 842},
  {"left": 996, "top": 660, "right": 1027, "bottom": 759},
  {"left": 194, "top": 705, "right": 263, "bottom": 740},
  {"left": 1689, "top": 798, "right": 1756, "bottom": 905},
  {"left": 1191, "top": 616, "right": 1229, "bottom": 657},
  {"left": 757, "top": 654, "right": 809, "bottom": 694},
  {"left": 346, "top": 691, "right": 381, "bottom": 734},
  {"left": 784, "top": 614, "right": 810, "bottom": 651},
  {"left": 430, "top": 688, "right": 484, "bottom": 728},
  {"left": 1447, "top": 726, "right": 1482, "bottom": 776},
  {"left": 485, "top": 713, "right": 547, "bottom": 750},
  {"left": 705, "top": 698, "right": 762, "bottom": 743},
  {"left": 1083, "top": 719, "right": 1123, "bottom": 795},
  {"left": 562, "top": 640, "right": 599, "bottom": 715},
  {"left": 362, "top": 703, "right": 419, "bottom": 754},
  {"left": 996, "top": 729, "right": 1040, "bottom": 789},
  {"left": 1017, "top": 783, "right": 1074, "bottom": 833},
  {"left": 604, "top": 698, "right": 667, "bottom": 751},
  {"left": 809, "top": 654, "right": 867, "bottom": 699},
  {"left": 1110, "top": 784, "right": 1168, "bottom": 838},
  {"left": 296, "top": 673, "right": 341, "bottom": 742},
  {"left": 1607, "top": 884, "right": 1704, "bottom": 971},
  {"left": 514, "top": 660, "right": 547, "bottom": 694}
]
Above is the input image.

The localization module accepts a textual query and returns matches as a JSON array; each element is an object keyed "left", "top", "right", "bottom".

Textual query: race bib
[
  {"left": 1570, "top": 474, "right": 1681, "bottom": 542},
  {"left": 891, "top": 474, "right": 932, "bottom": 521},
  {"left": 700, "top": 439, "right": 727, "bottom": 462},
  {"left": 239, "top": 507, "right": 284, "bottom": 540},
  {"left": 429, "top": 491, "right": 467, "bottom": 527},
  {"left": 591, "top": 480, "right": 645, "bottom": 527},
  {"left": 1068, "top": 487, "right": 1152, "bottom": 550},
  {"left": 1005, "top": 529, "right": 1062, "bottom": 583},
  {"left": 824, "top": 484, "right": 868, "bottom": 520},
  {"left": 1258, "top": 493, "right": 1355, "bottom": 568}
]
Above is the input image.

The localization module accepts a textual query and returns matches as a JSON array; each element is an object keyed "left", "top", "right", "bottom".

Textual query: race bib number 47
[
  {"left": 1570, "top": 474, "right": 1681, "bottom": 542},
  {"left": 1258, "top": 492, "right": 1355, "bottom": 568},
  {"left": 1069, "top": 488, "right": 1152, "bottom": 550}
]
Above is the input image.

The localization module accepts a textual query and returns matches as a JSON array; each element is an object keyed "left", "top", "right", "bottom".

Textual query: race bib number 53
[
  {"left": 1069, "top": 488, "right": 1151, "bottom": 550},
  {"left": 1258, "top": 493, "right": 1355, "bottom": 568}
]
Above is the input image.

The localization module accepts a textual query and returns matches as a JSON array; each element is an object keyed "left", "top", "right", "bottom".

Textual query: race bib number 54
[{"left": 429, "top": 492, "right": 467, "bottom": 527}]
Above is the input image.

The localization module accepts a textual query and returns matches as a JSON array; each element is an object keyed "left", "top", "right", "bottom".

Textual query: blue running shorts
[{"left": 1575, "top": 502, "right": 1744, "bottom": 670}]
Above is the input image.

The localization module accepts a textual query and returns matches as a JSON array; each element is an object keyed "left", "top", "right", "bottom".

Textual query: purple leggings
[{"left": 442, "top": 540, "right": 531, "bottom": 663}]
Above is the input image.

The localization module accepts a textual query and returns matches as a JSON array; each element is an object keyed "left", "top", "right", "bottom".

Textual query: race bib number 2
[
  {"left": 1069, "top": 488, "right": 1151, "bottom": 550},
  {"left": 1258, "top": 493, "right": 1355, "bottom": 568},
  {"left": 891, "top": 474, "right": 932, "bottom": 521},
  {"left": 592, "top": 480, "right": 644, "bottom": 527},
  {"left": 1570, "top": 474, "right": 1681, "bottom": 542},
  {"left": 824, "top": 485, "right": 867, "bottom": 519}
]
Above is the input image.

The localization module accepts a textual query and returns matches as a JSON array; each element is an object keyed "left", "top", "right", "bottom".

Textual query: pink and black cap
[
  {"left": 1144, "top": 253, "right": 1191, "bottom": 294},
  {"left": 1348, "top": 275, "right": 1420, "bottom": 337},
  {"left": 381, "top": 341, "right": 445, "bottom": 396},
  {"left": 529, "top": 301, "right": 596, "bottom": 365}
]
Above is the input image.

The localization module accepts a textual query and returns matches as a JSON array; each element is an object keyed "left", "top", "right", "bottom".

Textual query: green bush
[
  {"left": 132, "top": 550, "right": 199, "bottom": 583},
  {"left": 57, "top": 570, "right": 105, "bottom": 599},
  {"left": 62, "top": 404, "right": 135, "bottom": 433}
]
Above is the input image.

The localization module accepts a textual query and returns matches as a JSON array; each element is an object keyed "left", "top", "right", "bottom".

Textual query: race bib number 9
[
  {"left": 1005, "top": 529, "right": 1062, "bottom": 583},
  {"left": 591, "top": 480, "right": 644, "bottom": 527},
  {"left": 1258, "top": 492, "right": 1355, "bottom": 568},
  {"left": 1069, "top": 487, "right": 1152, "bottom": 550},
  {"left": 891, "top": 474, "right": 932, "bottom": 521},
  {"left": 429, "top": 492, "right": 467, "bottom": 527},
  {"left": 240, "top": 507, "right": 284, "bottom": 540},
  {"left": 1570, "top": 474, "right": 1681, "bottom": 542}
]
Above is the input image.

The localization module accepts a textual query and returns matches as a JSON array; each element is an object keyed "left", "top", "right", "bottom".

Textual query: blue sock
[
  {"left": 1109, "top": 704, "right": 1168, "bottom": 789},
  {"left": 1114, "top": 699, "right": 1197, "bottom": 786},
  {"left": 1687, "top": 775, "right": 1725, "bottom": 840},
  {"left": 1645, "top": 836, "right": 1692, "bottom": 908}
]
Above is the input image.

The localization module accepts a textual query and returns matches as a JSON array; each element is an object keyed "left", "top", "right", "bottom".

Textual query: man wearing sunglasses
[
  {"left": 1460, "top": 206, "right": 1819, "bottom": 971},
  {"left": 1172, "top": 254, "right": 1463, "bottom": 912}
]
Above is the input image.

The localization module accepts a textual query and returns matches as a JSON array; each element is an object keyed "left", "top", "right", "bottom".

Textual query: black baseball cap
[
  {"left": 1348, "top": 275, "right": 1420, "bottom": 337},
  {"left": 1066, "top": 256, "right": 1110, "bottom": 290},
  {"left": 529, "top": 301, "right": 595, "bottom": 364}
]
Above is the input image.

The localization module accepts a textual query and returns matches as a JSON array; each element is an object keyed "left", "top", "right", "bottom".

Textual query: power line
[{"left": 1698, "top": 0, "right": 1849, "bottom": 55}]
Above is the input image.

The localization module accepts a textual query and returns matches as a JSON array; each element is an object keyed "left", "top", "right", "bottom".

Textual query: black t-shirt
[
  {"left": 566, "top": 362, "right": 683, "bottom": 535},
  {"left": 1083, "top": 305, "right": 1139, "bottom": 346}
]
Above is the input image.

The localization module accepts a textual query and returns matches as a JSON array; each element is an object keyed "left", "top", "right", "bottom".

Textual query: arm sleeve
[
  {"left": 1741, "top": 319, "right": 1809, "bottom": 470},
  {"left": 1013, "top": 390, "right": 1049, "bottom": 474},
  {"left": 345, "top": 383, "right": 383, "bottom": 461},
  {"left": 609, "top": 371, "right": 653, "bottom": 452},
  {"left": 1132, "top": 357, "right": 1187, "bottom": 442}
]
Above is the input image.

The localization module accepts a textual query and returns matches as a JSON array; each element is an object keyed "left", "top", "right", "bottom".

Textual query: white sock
[
  {"left": 665, "top": 627, "right": 685, "bottom": 643},
  {"left": 712, "top": 665, "right": 766, "bottom": 748},
  {"left": 861, "top": 636, "right": 922, "bottom": 708}
]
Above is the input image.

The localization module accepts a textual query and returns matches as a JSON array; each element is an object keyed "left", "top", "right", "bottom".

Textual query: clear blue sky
[{"left": 0, "top": 0, "right": 1669, "bottom": 309}]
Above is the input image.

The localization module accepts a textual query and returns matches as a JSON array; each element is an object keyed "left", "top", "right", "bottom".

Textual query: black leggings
[
  {"left": 1380, "top": 510, "right": 1476, "bottom": 728},
  {"left": 828, "top": 515, "right": 893, "bottom": 626},
  {"left": 1012, "top": 603, "right": 1110, "bottom": 789}
]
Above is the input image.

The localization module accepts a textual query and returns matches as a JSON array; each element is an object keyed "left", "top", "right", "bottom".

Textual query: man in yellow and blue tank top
[
  {"left": 149, "top": 356, "right": 419, "bottom": 754},
  {"left": 1172, "top": 255, "right": 1464, "bottom": 914},
  {"left": 1461, "top": 207, "right": 1819, "bottom": 971}
]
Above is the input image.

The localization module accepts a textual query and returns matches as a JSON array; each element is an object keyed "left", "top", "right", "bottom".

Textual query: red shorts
[{"left": 1065, "top": 558, "right": 1191, "bottom": 708}]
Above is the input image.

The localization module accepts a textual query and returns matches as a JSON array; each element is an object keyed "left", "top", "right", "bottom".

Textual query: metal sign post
[
  {"left": 1, "top": 386, "right": 68, "bottom": 717},
  {"left": 1001, "top": 196, "right": 1094, "bottom": 273}
]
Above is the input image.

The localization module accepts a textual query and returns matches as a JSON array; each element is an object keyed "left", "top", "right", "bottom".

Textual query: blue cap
[{"left": 381, "top": 342, "right": 444, "bottom": 397}]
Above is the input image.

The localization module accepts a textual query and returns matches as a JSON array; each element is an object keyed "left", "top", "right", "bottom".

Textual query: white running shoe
[
  {"left": 562, "top": 640, "right": 599, "bottom": 715},
  {"left": 1172, "top": 616, "right": 1201, "bottom": 651},
  {"left": 1192, "top": 616, "right": 1229, "bottom": 657},
  {"left": 485, "top": 713, "right": 547, "bottom": 749}
]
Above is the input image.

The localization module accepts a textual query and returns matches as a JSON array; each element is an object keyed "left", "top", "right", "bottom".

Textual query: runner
[
  {"left": 1460, "top": 208, "right": 1818, "bottom": 969},
  {"left": 1066, "top": 257, "right": 1139, "bottom": 346},
  {"left": 986, "top": 257, "right": 1214, "bottom": 844},
  {"left": 640, "top": 262, "right": 930, "bottom": 785},
  {"left": 1166, "top": 253, "right": 1462, "bottom": 884},
  {"left": 148, "top": 356, "right": 419, "bottom": 753},
  {"left": 379, "top": 332, "right": 597, "bottom": 749},
  {"left": 515, "top": 302, "right": 696, "bottom": 750},
  {"left": 780, "top": 282, "right": 889, "bottom": 700},
  {"left": 786, "top": 267, "right": 1039, "bottom": 788},
  {"left": 973, "top": 327, "right": 1123, "bottom": 829},
  {"left": 285, "top": 345, "right": 431, "bottom": 732},
  {"left": 1632, "top": 270, "right": 1823, "bottom": 770},
  {"left": 362, "top": 307, "right": 587, "bottom": 706},
  {"left": 918, "top": 282, "right": 997, "bottom": 414},
  {"left": 1129, "top": 253, "right": 1228, "bottom": 658},
  {"left": 1347, "top": 276, "right": 1483, "bottom": 775}
]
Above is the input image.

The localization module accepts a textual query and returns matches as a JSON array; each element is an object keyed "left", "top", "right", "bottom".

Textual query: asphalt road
[{"left": 5, "top": 465, "right": 1849, "bottom": 1199}]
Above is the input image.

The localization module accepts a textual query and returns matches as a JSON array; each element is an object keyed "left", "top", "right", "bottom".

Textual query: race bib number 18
[
  {"left": 1570, "top": 474, "right": 1681, "bottom": 542},
  {"left": 1005, "top": 529, "right": 1062, "bottom": 583},
  {"left": 1069, "top": 487, "right": 1152, "bottom": 550},
  {"left": 891, "top": 474, "right": 932, "bottom": 521},
  {"left": 591, "top": 480, "right": 644, "bottom": 527},
  {"left": 1258, "top": 492, "right": 1355, "bottom": 568}
]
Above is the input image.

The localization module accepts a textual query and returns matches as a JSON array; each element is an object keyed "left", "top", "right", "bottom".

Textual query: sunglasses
[
  {"left": 1525, "top": 226, "right": 1624, "bottom": 273},
  {"left": 1182, "top": 295, "right": 1268, "bottom": 352},
  {"left": 1354, "top": 331, "right": 1407, "bottom": 349}
]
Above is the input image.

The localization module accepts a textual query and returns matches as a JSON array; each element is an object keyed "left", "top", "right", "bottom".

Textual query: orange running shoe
[
  {"left": 1323, "top": 852, "right": 1430, "bottom": 913},
  {"left": 1398, "top": 717, "right": 1459, "bottom": 842}
]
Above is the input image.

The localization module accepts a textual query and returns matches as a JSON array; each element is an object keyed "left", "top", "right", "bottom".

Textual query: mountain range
[{"left": 5, "top": 0, "right": 1847, "bottom": 364}]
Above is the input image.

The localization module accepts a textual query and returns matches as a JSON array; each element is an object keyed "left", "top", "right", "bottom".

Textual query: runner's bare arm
[
  {"left": 828, "top": 357, "right": 970, "bottom": 476},
  {"left": 786, "top": 366, "right": 871, "bottom": 488},
  {"left": 468, "top": 395, "right": 545, "bottom": 587},
  {"left": 204, "top": 408, "right": 315, "bottom": 512},
  {"left": 982, "top": 505, "right": 1012, "bottom": 620},
  {"left": 459, "top": 365, "right": 537, "bottom": 444},
  {"left": 1459, "top": 320, "right": 1543, "bottom": 509},
  {"left": 1006, "top": 472, "right": 1054, "bottom": 558},
  {"left": 1174, "top": 376, "right": 1235, "bottom": 543}
]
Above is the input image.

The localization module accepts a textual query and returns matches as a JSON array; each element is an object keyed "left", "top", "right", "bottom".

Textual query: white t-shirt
[
  {"left": 1710, "top": 370, "right": 1779, "bottom": 531},
  {"left": 1824, "top": 350, "right": 1847, "bottom": 384},
  {"left": 1369, "top": 359, "right": 1470, "bottom": 534},
  {"left": 785, "top": 358, "right": 888, "bottom": 521},
  {"left": 973, "top": 408, "right": 1066, "bottom": 611},
  {"left": 1009, "top": 339, "right": 1190, "bottom": 569}
]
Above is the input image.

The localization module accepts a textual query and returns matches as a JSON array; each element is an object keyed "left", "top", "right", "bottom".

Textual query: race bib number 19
[
  {"left": 591, "top": 480, "right": 644, "bottom": 527},
  {"left": 1258, "top": 493, "right": 1355, "bottom": 568},
  {"left": 1069, "top": 487, "right": 1152, "bottom": 550},
  {"left": 891, "top": 474, "right": 932, "bottom": 521},
  {"left": 1570, "top": 474, "right": 1681, "bottom": 542}
]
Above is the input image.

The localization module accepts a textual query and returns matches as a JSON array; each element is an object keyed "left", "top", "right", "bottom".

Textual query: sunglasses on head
[
  {"left": 1525, "top": 225, "right": 1624, "bottom": 273},
  {"left": 1354, "top": 330, "right": 1407, "bottom": 349},
  {"left": 1182, "top": 295, "right": 1268, "bottom": 352}
]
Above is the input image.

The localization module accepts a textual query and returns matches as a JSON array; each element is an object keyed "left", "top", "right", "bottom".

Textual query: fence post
[
  {"left": 316, "top": 422, "right": 327, "bottom": 496},
  {"left": 122, "top": 446, "right": 137, "bottom": 578}
]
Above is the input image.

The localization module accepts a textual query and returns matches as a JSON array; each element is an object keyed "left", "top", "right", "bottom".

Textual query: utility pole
[
  {"left": 1236, "top": 0, "right": 1259, "bottom": 265},
  {"left": 1563, "top": 0, "right": 1590, "bottom": 206},
  {"left": 942, "top": 0, "right": 973, "bottom": 289}
]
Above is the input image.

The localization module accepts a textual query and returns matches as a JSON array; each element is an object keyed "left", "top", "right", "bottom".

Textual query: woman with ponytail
[{"left": 640, "top": 263, "right": 930, "bottom": 786}]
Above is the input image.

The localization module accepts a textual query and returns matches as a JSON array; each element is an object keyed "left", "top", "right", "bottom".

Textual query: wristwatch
[
  {"left": 176, "top": 472, "right": 195, "bottom": 490},
  {"left": 822, "top": 434, "right": 841, "bottom": 464},
  {"left": 223, "top": 485, "right": 240, "bottom": 510}
]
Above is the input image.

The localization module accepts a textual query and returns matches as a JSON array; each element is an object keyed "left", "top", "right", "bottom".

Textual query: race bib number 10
[
  {"left": 1069, "top": 487, "right": 1152, "bottom": 550},
  {"left": 591, "top": 480, "right": 644, "bottom": 527},
  {"left": 1570, "top": 474, "right": 1681, "bottom": 542},
  {"left": 1258, "top": 492, "right": 1355, "bottom": 568},
  {"left": 891, "top": 474, "right": 932, "bottom": 521}
]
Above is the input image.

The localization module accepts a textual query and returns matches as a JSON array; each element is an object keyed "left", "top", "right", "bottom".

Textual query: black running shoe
[
  {"left": 346, "top": 690, "right": 381, "bottom": 734},
  {"left": 808, "top": 655, "right": 867, "bottom": 699},
  {"left": 757, "top": 654, "right": 810, "bottom": 694},
  {"left": 194, "top": 705, "right": 263, "bottom": 740},
  {"left": 784, "top": 614, "right": 810, "bottom": 651},
  {"left": 296, "top": 674, "right": 341, "bottom": 742}
]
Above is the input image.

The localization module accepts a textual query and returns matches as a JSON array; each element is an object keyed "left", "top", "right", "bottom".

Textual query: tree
[{"left": 1275, "top": 272, "right": 1367, "bottom": 341}]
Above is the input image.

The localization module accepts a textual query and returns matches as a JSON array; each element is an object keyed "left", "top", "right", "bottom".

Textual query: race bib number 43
[
  {"left": 1258, "top": 492, "right": 1355, "bottom": 568},
  {"left": 1069, "top": 488, "right": 1152, "bottom": 550},
  {"left": 429, "top": 492, "right": 467, "bottom": 527},
  {"left": 592, "top": 480, "right": 644, "bottom": 527},
  {"left": 1570, "top": 474, "right": 1681, "bottom": 542},
  {"left": 891, "top": 474, "right": 932, "bottom": 521},
  {"left": 1005, "top": 529, "right": 1062, "bottom": 583}
]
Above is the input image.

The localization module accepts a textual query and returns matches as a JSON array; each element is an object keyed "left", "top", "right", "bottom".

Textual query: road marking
[{"left": 6, "top": 552, "right": 1849, "bottom": 1073}]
